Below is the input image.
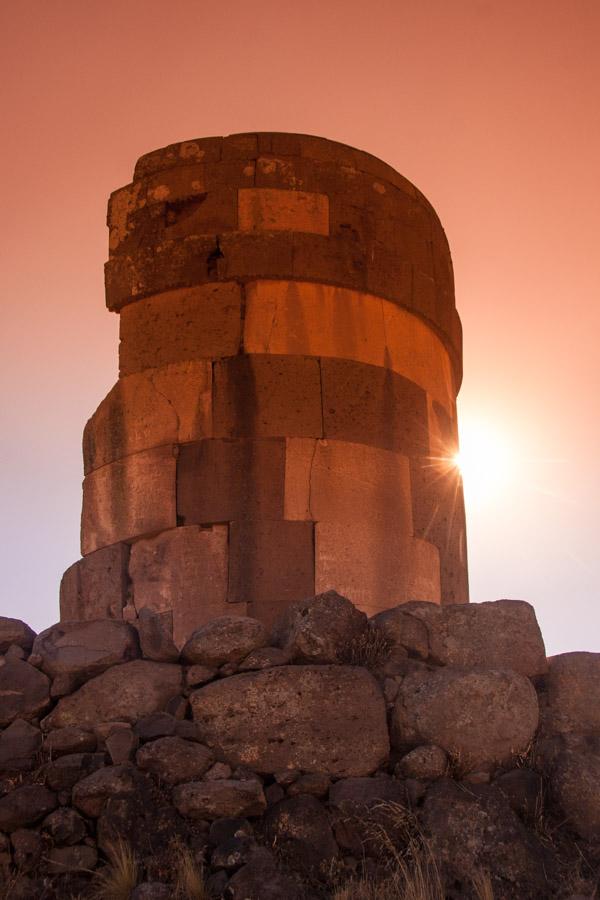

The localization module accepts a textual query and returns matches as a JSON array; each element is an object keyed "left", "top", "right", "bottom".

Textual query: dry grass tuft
[
  {"left": 91, "top": 838, "right": 139, "bottom": 900},
  {"left": 174, "top": 840, "right": 208, "bottom": 899},
  {"left": 340, "top": 626, "right": 393, "bottom": 669},
  {"left": 471, "top": 869, "right": 495, "bottom": 900}
]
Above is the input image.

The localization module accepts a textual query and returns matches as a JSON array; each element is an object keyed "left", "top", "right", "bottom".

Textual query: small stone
[
  {"left": 175, "top": 720, "right": 206, "bottom": 743},
  {"left": 46, "top": 844, "right": 98, "bottom": 873},
  {"left": 0, "top": 617, "right": 36, "bottom": 653},
  {"left": 106, "top": 727, "right": 139, "bottom": 764},
  {"left": 383, "top": 678, "right": 399, "bottom": 704},
  {"left": 173, "top": 779, "right": 266, "bottom": 820},
  {"left": 4, "top": 644, "right": 26, "bottom": 661},
  {"left": 136, "top": 737, "right": 213, "bottom": 785},
  {"left": 181, "top": 616, "right": 268, "bottom": 667},
  {"left": 135, "top": 712, "right": 178, "bottom": 741},
  {"left": 462, "top": 771, "right": 491, "bottom": 785},
  {"left": 11, "top": 829, "right": 43, "bottom": 872},
  {"left": 72, "top": 765, "right": 142, "bottom": 818},
  {"left": 165, "top": 695, "right": 188, "bottom": 719},
  {"left": 212, "top": 834, "right": 256, "bottom": 870},
  {"left": 265, "top": 795, "right": 338, "bottom": 870},
  {"left": 238, "top": 646, "right": 291, "bottom": 671},
  {"left": 274, "top": 769, "right": 299, "bottom": 786},
  {"left": 219, "top": 662, "right": 238, "bottom": 677},
  {"left": 185, "top": 665, "right": 217, "bottom": 688},
  {"left": 204, "top": 762, "right": 233, "bottom": 781},
  {"left": 0, "top": 784, "right": 57, "bottom": 831},
  {"left": 287, "top": 772, "right": 331, "bottom": 798},
  {"left": 136, "top": 608, "right": 180, "bottom": 663},
  {"left": 44, "top": 727, "right": 97, "bottom": 757},
  {"left": 208, "top": 817, "right": 253, "bottom": 846},
  {"left": 396, "top": 745, "right": 448, "bottom": 781},
  {"left": 265, "top": 784, "right": 285, "bottom": 805},
  {"left": 43, "top": 807, "right": 87, "bottom": 845},
  {"left": 45, "top": 752, "right": 106, "bottom": 792},
  {"left": 272, "top": 590, "right": 367, "bottom": 663},
  {"left": 0, "top": 719, "right": 42, "bottom": 772}
]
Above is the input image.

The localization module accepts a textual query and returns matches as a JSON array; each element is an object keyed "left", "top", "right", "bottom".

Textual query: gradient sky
[{"left": 2, "top": 0, "right": 598, "bottom": 655}]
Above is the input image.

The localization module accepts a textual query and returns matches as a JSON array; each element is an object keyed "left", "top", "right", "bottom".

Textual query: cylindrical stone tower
[{"left": 60, "top": 132, "right": 468, "bottom": 645}]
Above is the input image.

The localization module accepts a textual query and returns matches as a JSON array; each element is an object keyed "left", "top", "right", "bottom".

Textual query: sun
[{"left": 452, "top": 418, "right": 516, "bottom": 504}]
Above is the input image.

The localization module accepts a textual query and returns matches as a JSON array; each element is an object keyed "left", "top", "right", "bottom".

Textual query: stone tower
[{"left": 60, "top": 133, "right": 468, "bottom": 645}]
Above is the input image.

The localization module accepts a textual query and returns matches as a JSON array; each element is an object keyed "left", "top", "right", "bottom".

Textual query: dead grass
[
  {"left": 340, "top": 626, "right": 393, "bottom": 669},
  {"left": 90, "top": 838, "right": 139, "bottom": 900},
  {"left": 471, "top": 870, "right": 495, "bottom": 900},
  {"left": 173, "top": 839, "right": 208, "bottom": 899}
]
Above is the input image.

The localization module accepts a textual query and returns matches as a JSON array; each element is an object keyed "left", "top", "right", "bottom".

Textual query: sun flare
[{"left": 453, "top": 418, "right": 516, "bottom": 503}]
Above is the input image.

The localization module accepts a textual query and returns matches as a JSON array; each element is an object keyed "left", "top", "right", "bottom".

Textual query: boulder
[
  {"left": 181, "top": 616, "right": 268, "bottom": 667},
  {"left": 42, "top": 660, "right": 182, "bottom": 729},
  {"left": 32, "top": 619, "right": 140, "bottom": 688},
  {"left": 42, "top": 807, "right": 87, "bottom": 845},
  {"left": 44, "top": 726, "right": 97, "bottom": 757},
  {"left": 550, "top": 742, "right": 600, "bottom": 841},
  {"left": 396, "top": 745, "right": 448, "bottom": 781},
  {"left": 72, "top": 764, "right": 142, "bottom": 817},
  {"left": 420, "top": 779, "right": 554, "bottom": 899},
  {"left": 391, "top": 666, "right": 538, "bottom": 771},
  {"left": 0, "top": 617, "right": 36, "bottom": 653},
  {"left": 0, "top": 784, "right": 56, "bottom": 831},
  {"left": 136, "top": 608, "right": 179, "bottom": 662},
  {"left": 0, "top": 659, "right": 50, "bottom": 726},
  {"left": 190, "top": 665, "right": 388, "bottom": 777},
  {"left": 136, "top": 736, "right": 213, "bottom": 785},
  {"left": 46, "top": 844, "right": 98, "bottom": 873},
  {"left": 173, "top": 779, "right": 266, "bottom": 820},
  {"left": 265, "top": 795, "right": 338, "bottom": 870},
  {"left": 545, "top": 652, "right": 600, "bottom": 734},
  {"left": 0, "top": 719, "right": 42, "bottom": 771},
  {"left": 374, "top": 599, "right": 547, "bottom": 677},
  {"left": 272, "top": 590, "right": 367, "bottom": 663}
]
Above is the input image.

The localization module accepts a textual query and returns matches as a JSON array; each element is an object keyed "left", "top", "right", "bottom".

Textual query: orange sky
[{"left": 1, "top": 0, "right": 598, "bottom": 654}]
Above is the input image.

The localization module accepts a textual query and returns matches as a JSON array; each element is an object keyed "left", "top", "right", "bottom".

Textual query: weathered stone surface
[
  {"left": 42, "top": 660, "right": 182, "bottom": 729},
  {"left": 190, "top": 665, "right": 388, "bottom": 776},
  {"left": 81, "top": 445, "right": 177, "bottom": 554},
  {"left": 370, "top": 605, "right": 430, "bottom": 659},
  {"left": 134, "top": 712, "right": 178, "bottom": 741},
  {"left": 181, "top": 616, "right": 268, "bottom": 667},
  {"left": 0, "top": 785, "right": 56, "bottom": 831},
  {"left": 545, "top": 652, "right": 600, "bottom": 734},
  {"left": 237, "top": 646, "right": 291, "bottom": 671},
  {"left": 11, "top": 828, "right": 43, "bottom": 872},
  {"left": 136, "top": 608, "right": 179, "bottom": 662},
  {"left": 265, "top": 795, "right": 337, "bottom": 870},
  {"left": 211, "top": 834, "right": 256, "bottom": 869},
  {"left": 238, "top": 188, "right": 329, "bottom": 235},
  {"left": 0, "top": 719, "right": 42, "bottom": 771},
  {"left": 0, "top": 659, "right": 50, "bottom": 727},
  {"left": 420, "top": 780, "right": 554, "bottom": 899},
  {"left": 59, "top": 543, "right": 129, "bottom": 621},
  {"left": 136, "top": 736, "right": 213, "bottom": 785},
  {"left": 392, "top": 667, "right": 539, "bottom": 771},
  {"left": 42, "top": 807, "right": 87, "bottom": 845},
  {"left": 173, "top": 779, "right": 266, "bottom": 820},
  {"left": 0, "top": 617, "right": 36, "bottom": 653},
  {"left": 119, "top": 283, "right": 242, "bottom": 375},
  {"left": 550, "top": 742, "right": 600, "bottom": 841},
  {"left": 129, "top": 525, "right": 232, "bottom": 648},
  {"left": 46, "top": 844, "right": 98, "bottom": 873},
  {"left": 329, "top": 776, "right": 406, "bottom": 809},
  {"left": 226, "top": 846, "right": 304, "bottom": 900},
  {"left": 32, "top": 619, "right": 140, "bottom": 687},
  {"left": 45, "top": 752, "right": 105, "bottom": 791},
  {"left": 495, "top": 768, "right": 543, "bottom": 819},
  {"left": 83, "top": 361, "right": 212, "bottom": 473},
  {"left": 396, "top": 744, "right": 448, "bottom": 781},
  {"left": 44, "top": 726, "right": 97, "bottom": 757},
  {"left": 72, "top": 764, "right": 141, "bottom": 818},
  {"left": 106, "top": 725, "right": 138, "bottom": 763},
  {"left": 286, "top": 772, "right": 330, "bottom": 798},
  {"left": 272, "top": 590, "right": 367, "bottom": 663}
]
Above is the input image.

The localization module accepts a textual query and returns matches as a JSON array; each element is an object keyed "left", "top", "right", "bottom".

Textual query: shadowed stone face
[{"left": 62, "top": 132, "right": 468, "bottom": 642}]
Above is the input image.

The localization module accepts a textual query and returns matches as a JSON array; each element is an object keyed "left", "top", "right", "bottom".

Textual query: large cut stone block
[
  {"left": 315, "top": 522, "right": 440, "bottom": 617},
  {"left": 177, "top": 439, "right": 286, "bottom": 524},
  {"left": 321, "top": 358, "right": 429, "bottom": 456},
  {"left": 128, "top": 525, "right": 235, "bottom": 647},
  {"left": 213, "top": 355, "right": 323, "bottom": 439},
  {"left": 60, "top": 543, "right": 129, "bottom": 621},
  {"left": 238, "top": 188, "right": 329, "bottom": 235},
  {"left": 83, "top": 361, "right": 212, "bottom": 473},
  {"left": 118, "top": 282, "right": 242, "bottom": 375},
  {"left": 228, "top": 520, "right": 315, "bottom": 627},
  {"left": 189, "top": 665, "right": 389, "bottom": 777},
  {"left": 81, "top": 446, "right": 177, "bottom": 554},
  {"left": 283, "top": 438, "right": 412, "bottom": 533},
  {"left": 243, "top": 280, "right": 455, "bottom": 412}
]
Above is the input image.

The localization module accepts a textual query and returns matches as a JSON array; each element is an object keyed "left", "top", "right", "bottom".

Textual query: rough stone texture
[
  {"left": 172, "top": 779, "right": 266, "bottom": 820},
  {"left": 43, "top": 726, "right": 97, "bottom": 757},
  {"left": 42, "top": 660, "right": 182, "bottom": 729},
  {"left": 72, "top": 764, "right": 142, "bottom": 818},
  {"left": 550, "top": 740, "right": 600, "bottom": 841},
  {"left": 545, "top": 652, "right": 600, "bottom": 734},
  {"left": 59, "top": 543, "right": 129, "bottom": 621},
  {"left": 0, "top": 785, "right": 56, "bottom": 832},
  {"left": 226, "top": 847, "right": 304, "bottom": 900},
  {"left": 272, "top": 590, "right": 368, "bottom": 663},
  {"left": 129, "top": 525, "right": 233, "bottom": 648},
  {"left": 46, "top": 845, "right": 98, "bottom": 873},
  {"left": 181, "top": 616, "right": 268, "bottom": 667},
  {"left": 392, "top": 666, "right": 539, "bottom": 770},
  {"left": 0, "top": 659, "right": 51, "bottom": 727},
  {"left": 0, "top": 719, "right": 42, "bottom": 771},
  {"left": 44, "top": 752, "right": 105, "bottom": 791},
  {"left": 32, "top": 619, "right": 140, "bottom": 686},
  {"left": 119, "top": 282, "right": 242, "bottom": 375},
  {"left": 421, "top": 779, "right": 553, "bottom": 899},
  {"left": 328, "top": 776, "right": 407, "bottom": 809},
  {"left": 136, "top": 736, "right": 213, "bottom": 785},
  {"left": 190, "top": 665, "right": 389, "bottom": 776},
  {"left": 42, "top": 808, "right": 87, "bottom": 846},
  {"left": 396, "top": 744, "right": 448, "bottom": 781},
  {"left": 0, "top": 617, "right": 36, "bottom": 653},
  {"left": 136, "top": 608, "right": 179, "bottom": 662},
  {"left": 264, "top": 795, "right": 338, "bottom": 870},
  {"left": 81, "top": 444, "right": 177, "bottom": 554},
  {"left": 238, "top": 188, "right": 329, "bottom": 235}
]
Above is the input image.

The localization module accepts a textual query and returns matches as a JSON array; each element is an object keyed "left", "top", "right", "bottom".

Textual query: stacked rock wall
[
  {"left": 1, "top": 595, "right": 599, "bottom": 899},
  {"left": 61, "top": 133, "right": 467, "bottom": 645}
]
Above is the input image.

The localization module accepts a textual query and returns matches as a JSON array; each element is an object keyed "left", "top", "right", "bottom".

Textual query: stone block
[
  {"left": 315, "top": 522, "right": 440, "bottom": 617},
  {"left": 177, "top": 439, "right": 286, "bottom": 524},
  {"left": 238, "top": 188, "right": 329, "bottom": 235},
  {"left": 283, "top": 438, "right": 413, "bottom": 533},
  {"left": 60, "top": 543, "right": 129, "bottom": 621},
  {"left": 228, "top": 520, "right": 315, "bottom": 627},
  {"left": 83, "top": 361, "right": 212, "bottom": 473},
  {"left": 128, "top": 525, "right": 236, "bottom": 647},
  {"left": 81, "top": 445, "right": 177, "bottom": 555},
  {"left": 213, "top": 355, "right": 322, "bottom": 439},
  {"left": 164, "top": 186, "right": 238, "bottom": 241},
  {"left": 320, "top": 358, "right": 429, "bottom": 456},
  {"left": 118, "top": 282, "right": 241, "bottom": 375}
]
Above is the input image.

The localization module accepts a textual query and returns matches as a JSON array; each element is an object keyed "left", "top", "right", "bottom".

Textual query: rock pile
[{"left": 0, "top": 592, "right": 599, "bottom": 898}]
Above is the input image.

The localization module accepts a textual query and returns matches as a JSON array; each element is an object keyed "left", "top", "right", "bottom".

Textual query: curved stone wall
[{"left": 61, "top": 133, "right": 468, "bottom": 643}]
